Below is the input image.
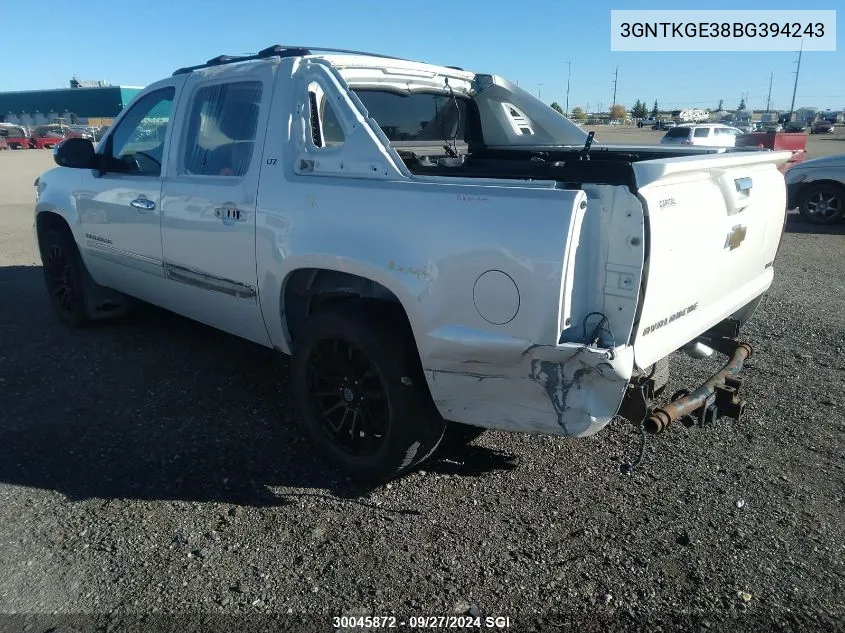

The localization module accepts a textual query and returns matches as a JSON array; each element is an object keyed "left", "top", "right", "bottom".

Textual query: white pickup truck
[{"left": 35, "top": 45, "right": 790, "bottom": 481}]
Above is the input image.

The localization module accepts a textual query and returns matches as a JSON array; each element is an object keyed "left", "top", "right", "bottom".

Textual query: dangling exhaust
[{"left": 645, "top": 340, "right": 753, "bottom": 434}]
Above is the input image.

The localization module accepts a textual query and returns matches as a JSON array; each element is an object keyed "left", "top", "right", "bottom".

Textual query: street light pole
[
  {"left": 765, "top": 72, "right": 773, "bottom": 113},
  {"left": 537, "top": 83, "right": 543, "bottom": 100},
  {"left": 788, "top": 40, "right": 803, "bottom": 122},
  {"left": 564, "top": 62, "right": 572, "bottom": 117}
]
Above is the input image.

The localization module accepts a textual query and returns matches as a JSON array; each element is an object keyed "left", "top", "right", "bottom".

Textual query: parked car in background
[
  {"left": 30, "top": 125, "right": 66, "bottom": 149},
  {"left": 64, "top": 125, "right": 97, "bottom": 141},
  {"left": 660, "top": 123, "right": 742, "bottom": 147},
  {"left": 651, "top": 119, "right": 675, "bottom": 130},
  {"left": 811, "top": 121, "right": 834, "bottom": 134},
  {"left": 1, "top": 125, "right": 32, "bottom": 149},
  {"left": 784, "top": 121, "right": 807, "bottom": 133},
  {"left": 637, "top": 116, "right": 657, "bottom": 128},
  {"left": 92, "top": 126, "right": 110, "bottom": 142},
  {"left": 785, "top": 154, "right": 845, "bottom": 224}
]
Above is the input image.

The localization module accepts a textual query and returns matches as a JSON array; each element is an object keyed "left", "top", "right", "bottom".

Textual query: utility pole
[
  {"left": 611, "top": 65, "right": 618, "bottom": 106},
  {"left": 537, "top": 83, "right": 543, "bottom": 100},
  {"left": 564, "top": 61, "right": 572, "bottom": 117},
  {"left": 765, "top": 72, "right": 773, "bottom": 113},
  {"left": 789, "top": 40, "right": 803, "bottom": 121}
]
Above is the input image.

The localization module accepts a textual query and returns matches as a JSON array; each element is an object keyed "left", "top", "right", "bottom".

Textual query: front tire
[
  {"left": 38, "top": 227, "right": 89, "bottom": 328},
  {"left": 798, "top": 183, "right": 845, "bottom": 225},
  {"left": 291, "top": 301, "right": 446, "bottom": 482}
]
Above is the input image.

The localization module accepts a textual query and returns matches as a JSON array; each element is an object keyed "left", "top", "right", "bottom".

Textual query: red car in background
[
  {"left": 29, "top": 125, "right": 66, "bottom": 149},
  {"left": 811, "top": 120, "right": 835, "bottom": 134},
  {"left": 0, "top": 125, "right": 32, "bottom": 149}
]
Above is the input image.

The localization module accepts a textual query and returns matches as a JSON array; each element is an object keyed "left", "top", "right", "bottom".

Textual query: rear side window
[
  {"left": 183, "top": 81, "right": 263, "bottom": 177},
  {"left": 352, "top": 89, "right": 469, "bottom": 143},
  {"left": 694, "top": 127, "right": 710, "bottom": 138},
  {"left": 308, "top": 81, "right": 345, "bottom": 147},
  {"left": 664, "top": 127, "right": 690, "bottom": 138}
]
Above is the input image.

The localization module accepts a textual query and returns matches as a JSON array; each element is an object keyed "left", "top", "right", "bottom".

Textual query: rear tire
[
  {"left": 650, "top": 356, "right": 671, "bottom": 398},
  {"left": 798, "top": 183, "right": 845, "bottom": 225},
  {"left": 291, "top": 300, "right": 446, "bottom": 482}
]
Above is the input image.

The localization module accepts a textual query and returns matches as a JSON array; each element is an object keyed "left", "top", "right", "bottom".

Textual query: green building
[{"left": 0, "top": 84, "right": 142, "bottom": 127}]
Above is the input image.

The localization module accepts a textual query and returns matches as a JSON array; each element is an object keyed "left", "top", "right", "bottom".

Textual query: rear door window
[
  {"left": 183, "top": 81, "right": 263, "bottom": 177},
  {"left": 693, "top": 127, "right": 710, "bottom": 138}
]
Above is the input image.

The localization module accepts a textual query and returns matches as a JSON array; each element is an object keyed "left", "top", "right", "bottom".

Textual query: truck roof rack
[{"left": 171, "top": 44, "right": 410, "bottom": 76}]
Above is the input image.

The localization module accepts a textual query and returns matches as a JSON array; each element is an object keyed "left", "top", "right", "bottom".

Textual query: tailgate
[{"left": 631, "top": 150, "right": 790, "bottom": 368}]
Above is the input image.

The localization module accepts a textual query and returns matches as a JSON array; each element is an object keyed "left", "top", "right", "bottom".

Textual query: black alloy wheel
[
  {"left": 305, "top": 337, "right": 389, "bottom": 457},
  {"left": 291, "top": 300, "right": 446, "bottom": 481},
  {"left": 798, "top": 183, "right": 845, "bottom": 225},
  {"left": 39, "top": 227, "right": 88, "bottom": 327}
]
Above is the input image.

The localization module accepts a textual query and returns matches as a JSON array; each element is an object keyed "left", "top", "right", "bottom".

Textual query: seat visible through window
[{"left": 184, "top": 81, "right": 263, "bottom": 177}]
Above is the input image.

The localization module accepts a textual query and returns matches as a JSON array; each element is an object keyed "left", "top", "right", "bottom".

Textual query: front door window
[{"left": 103, "top": 88, "right": 175, "bottom": 176}]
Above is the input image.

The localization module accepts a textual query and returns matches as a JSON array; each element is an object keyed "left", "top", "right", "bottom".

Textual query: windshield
[{"left": 0, "top": 126, "right": 27, "bottom": 137}]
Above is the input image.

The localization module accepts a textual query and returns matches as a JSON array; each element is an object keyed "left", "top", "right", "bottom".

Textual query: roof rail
[{"left": 171, "top": 44, "right": 410, "bottom": 76}]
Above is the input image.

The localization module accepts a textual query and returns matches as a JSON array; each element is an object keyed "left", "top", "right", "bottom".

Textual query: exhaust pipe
[
  {"left": 682, "top": 341, "right": 714, "bottom": 359},
  {"left": 645, "top": 340, "right": 752, "bottom": 434}
]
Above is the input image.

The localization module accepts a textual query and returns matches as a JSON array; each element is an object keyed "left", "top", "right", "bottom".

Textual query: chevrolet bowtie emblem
[{"left": 724, "top": 225, "right": 747, "bottom": 251}]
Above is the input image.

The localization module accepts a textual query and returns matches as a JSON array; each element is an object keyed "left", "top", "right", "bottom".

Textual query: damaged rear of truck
[
  {"left": 31, "top": 47, "right": 791, "bottom": 480},
  {"left": 285, "top": 53, "right": 789, "bottom": 455}
]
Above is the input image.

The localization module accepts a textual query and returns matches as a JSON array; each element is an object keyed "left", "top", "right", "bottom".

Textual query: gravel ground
[{"left": 0, "top": 150, "right": 843, "bottom": 633}]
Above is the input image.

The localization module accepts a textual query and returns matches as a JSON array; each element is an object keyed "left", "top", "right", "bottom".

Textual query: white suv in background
[{"left": 660, "top": 123, "right": 743, "bottom": 148}]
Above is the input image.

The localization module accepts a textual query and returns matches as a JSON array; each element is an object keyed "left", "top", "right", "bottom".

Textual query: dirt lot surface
[{"left": 0, "top": 137, "right": 843, "bottom": 632}]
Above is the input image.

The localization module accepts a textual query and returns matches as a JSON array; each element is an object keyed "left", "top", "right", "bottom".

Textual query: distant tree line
[{"left": 550, "top": 93, "right": 790, "bottom": 122}]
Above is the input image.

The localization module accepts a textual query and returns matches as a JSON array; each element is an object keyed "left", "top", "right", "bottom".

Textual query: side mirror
[{"left": 53, "top": 137, "right": 96, "bottom": 169}]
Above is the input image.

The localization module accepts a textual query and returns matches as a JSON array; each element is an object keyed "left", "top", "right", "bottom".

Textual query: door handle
[
  {"left": 734, "top": 177, "right": 753, "bottom": 193},
  {"left": 130, "top": 198, "right": 156, "bottom": 211}
]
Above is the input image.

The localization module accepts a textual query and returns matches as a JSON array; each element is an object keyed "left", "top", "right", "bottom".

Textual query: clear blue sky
[{"left": 1, "top": 0, "right": 842, "bottom": 112}]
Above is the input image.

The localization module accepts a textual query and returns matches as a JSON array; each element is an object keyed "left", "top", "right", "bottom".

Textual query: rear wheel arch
[{"left": 281, "top": 267, "right": 417, "bottom": 346}]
